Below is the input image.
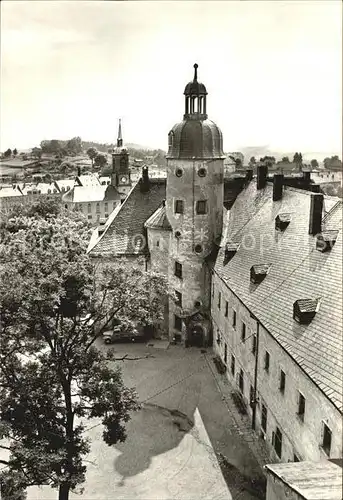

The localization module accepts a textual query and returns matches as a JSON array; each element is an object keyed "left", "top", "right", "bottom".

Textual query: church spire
[{"left": 117, "top": 119, "right": 123, "bottom": 147}]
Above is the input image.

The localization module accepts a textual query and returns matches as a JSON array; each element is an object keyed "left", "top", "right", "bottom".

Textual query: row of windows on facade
[
  {"left": 69, "top": 201, "right": 117, "bottom": 213},
  {"left": 174, "top": 199, "right": 208, "bottom": 215},
  {"left": 216, "top": 312, "right": 334, "bottom": 460}
]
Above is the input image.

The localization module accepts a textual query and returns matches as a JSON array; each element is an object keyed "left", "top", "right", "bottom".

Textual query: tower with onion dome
[{"left": 165, "top": 63, "right": 225, "bottom": 346}]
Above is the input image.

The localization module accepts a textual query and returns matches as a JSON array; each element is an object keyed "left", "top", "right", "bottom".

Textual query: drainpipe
[{"left": 252, "top": 320, "right": 260, "bottom": 431}]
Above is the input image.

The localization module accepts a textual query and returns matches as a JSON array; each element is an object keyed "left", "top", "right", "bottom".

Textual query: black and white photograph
[{"left": 0, "top": 1, "right": 342, "bottom": 499}]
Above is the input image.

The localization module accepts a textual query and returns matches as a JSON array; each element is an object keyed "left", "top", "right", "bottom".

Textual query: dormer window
[
  {"left": 316, "top": 230, "right": 339, "bottom": 253},
  {"left": 225, "top": 242, "right": 240, "bottom": 261},
  {"left": 293, "top": 298, "right": 321, "bottom": 324},
  {"left": 275, "top": 213, "right": 291, "bottom": 231},
  {"left": 250, "top": 264, "right": 271, "bottom": 284}
]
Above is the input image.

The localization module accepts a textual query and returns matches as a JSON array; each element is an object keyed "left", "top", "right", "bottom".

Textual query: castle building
[{"left": 88, "top": 65, "right": 342, "bottom": 464}]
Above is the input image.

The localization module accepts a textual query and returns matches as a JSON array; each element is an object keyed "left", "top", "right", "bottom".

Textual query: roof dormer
[
  {"left": 316, "top": 230, "right": 339, "bottom": 253},
  {"left": 275, "top": 213, "right": 291, "bottom": 231},
  {"left": 250, "top": 264, "right": 271, "bottom": 284},
  {"left": 293, "top": 298, "right": 321, "bottom": 324}
]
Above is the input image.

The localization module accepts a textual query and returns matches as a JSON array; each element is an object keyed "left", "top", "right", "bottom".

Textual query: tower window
[
  {"left": 224, "top": 301, "right": 228, "bottom": 317},
  {"left": 198, "top": 168, "right": 207, "bottom": 177},
  {"left": 241, "top": 322, "right": 246, "bottom": 342},
  {"left": 174, "top": 315, "right": 182, "bottom": 331},
  {"left": 194, "top": 244, "right": 202, "bottom": 253},
  {"left": 175, "top": 168, "right": 183, "bottom": 177},
  {"left": 175, "top": 290, "right": 182, "bottom": 307},
  {"left": 104, "top": 202, "right": 108, "bottom": 211},
  {"left": 321, "top": 422, "right": 332, "bottom": 456},
  {"left": 196, "top": 200, "right": 208, "bottom": 214},
  {"left": 273, "top": 427, "right": 282, "bottom": 458},
  {"left": 279, "top": 370, "right": 286, "bottom": 394},
  {"left": 88, "top": 203, "right": 92, "bottom": 213},
  {"left": 231, "top": 355, "right": 235, "bottom": 376},
  {"left": 232, "top": 310, "right": 237, "bottom": 328},
  {"left": 297, "top": 393, "right": 306, "bottom": 422},
  {"left": 264, "top": 351, "right": 270, "bottom": 373},
  {"left": 96, "top": 202, "right": 100, "bottom": 213},
  {"left": 175, "top": 261, "right": 182, "bottom": 279},
  {"left": 175, "top": 200, "right": 184, "bottom": 214},
  {"left": 239, "top": 369, "right": 244, "bottom": 394}
]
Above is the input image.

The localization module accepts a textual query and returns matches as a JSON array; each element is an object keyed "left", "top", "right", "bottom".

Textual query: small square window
[
  {"left": 224, "top": 301, "right": 228, "bottom": 317},
  {"left": 175, "top": 261, "right": 182, "bottom": 279},
  {"left": 279, "top": 370, "right": 286, "bottom": 394},
  {"left": 232, "top": 310, "right": 236, "bottom": 328},
  {"left": 174, "top": 315, "right": 182, "bottom": 331},
  {"left": 196, "top": 200, "right": 208, "bottom": 215},
  {"left": 175, "top": 200, "right": 184, "bottom": 214},
  {"left": 175, "top": 290, "right": 182, "bottom": 307},
  {"left": 321, "top": 423, "right": 332, "bottom": 456},
  {"left": 241, "top": 322, "right": 246, "bottom": 342},
  {"left": 264, "top": 351, "right": 270, "bottom": 372}
]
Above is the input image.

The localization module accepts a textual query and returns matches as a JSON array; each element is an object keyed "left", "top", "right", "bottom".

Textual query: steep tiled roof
[
  {"left": 215, "top": 180, "right": 343, "bottom": 412},
  {"left": 144, "top": 204, "right": 172, "bottom": 230},
  {"left": 0, "top": 186, "right": 23, "bottom": 198},
  {"left": 88, "top": 179, "right": 166, "bottom": 256}
]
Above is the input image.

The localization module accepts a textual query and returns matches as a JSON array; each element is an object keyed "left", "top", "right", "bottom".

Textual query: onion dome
[{"left": 167, "top": 64, "right": 225, "bottom": 159}]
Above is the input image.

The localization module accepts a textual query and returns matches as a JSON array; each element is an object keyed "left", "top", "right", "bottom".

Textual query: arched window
[{"left": 168, "top": 131, "right": 174, "bottom": 148}]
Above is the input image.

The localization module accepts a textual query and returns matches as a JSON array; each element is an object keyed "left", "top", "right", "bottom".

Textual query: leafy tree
[
  {"left": 260, "top": 156, "right": 276, "bottom": 167},
  {"left": 4, "top": 148, "right": 12, "bottom": 158},
  {"left": 248, "top": 156, "right": 256, "bottom": 167},
  {"left": 292, "top": 152, "right": 303, "bottom": 167},
  {"left": 94, "top": 153, "right": 108, "bottom": 168},
  {"left": 0, "top": 204, "right": 166, "bottom": 500},
  {"left": 13, "top": 148, "right": 18, "bottom": 158},
  {"left": 31, "top": 147, "right": 42, "bottom": 160},
  {"left": 310, "top": 159, "right": 319, "bottom": 169},
  {"left": 281, "top": 156, "right": 290, "bottom": 163},
  {"left": 86, "top": 147, "right": 98, "bottom": 167},
  {"left": 66, "top": 137, "right": 82, "bottom": 155}
]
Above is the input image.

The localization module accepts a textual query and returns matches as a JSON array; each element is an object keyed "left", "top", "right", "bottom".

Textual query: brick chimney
[
  {"left": 309, "top": 193, "right": 323, "bottom": 235},
  {"left": 140, "top": 165, "right": 150, "bottom": 192},
  {"left": 273, "top": 174, "right": 284, "bottom": 201},
  {"left": 257, "top": 165, "right": 268, "bottom": 190}
]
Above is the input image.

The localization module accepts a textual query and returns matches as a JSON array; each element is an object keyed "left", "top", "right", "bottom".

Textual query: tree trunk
[{"left": 58, "top": 482, "right": 70, "bottom": 500}]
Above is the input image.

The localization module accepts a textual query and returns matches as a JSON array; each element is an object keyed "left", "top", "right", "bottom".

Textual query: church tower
[
  {"left": 111, "top": 119, "right": 132, "bottom": 198},
  {"left": 166, "top": 64, "right": 225, "bottom": 346}
]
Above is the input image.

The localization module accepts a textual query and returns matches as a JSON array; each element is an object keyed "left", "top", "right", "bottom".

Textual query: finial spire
[
  {"left": 117, "top": 119, "right": 123, "bottom": 147},
  {"left": 193, "top": 63, "right": 198, "bottom": 82}
]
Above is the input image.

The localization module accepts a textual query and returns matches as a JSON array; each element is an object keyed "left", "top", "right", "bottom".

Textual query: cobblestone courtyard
[{"left": 28, "top": 343, "right": 267, "bottom": 500}]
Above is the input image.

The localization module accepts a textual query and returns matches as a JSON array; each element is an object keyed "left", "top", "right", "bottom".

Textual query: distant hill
[{"left": 239, "top": 146, "right": 341, "bottom": 164}]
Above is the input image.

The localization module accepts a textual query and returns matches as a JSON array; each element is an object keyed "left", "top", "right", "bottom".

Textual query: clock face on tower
[{"left": 120, "top": 176, "right": 127, "bottom": 184}]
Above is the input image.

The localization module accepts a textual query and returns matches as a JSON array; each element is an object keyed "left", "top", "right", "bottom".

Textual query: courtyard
[{"left": 27, "top": 343, "right": 266, "bottom": 500}]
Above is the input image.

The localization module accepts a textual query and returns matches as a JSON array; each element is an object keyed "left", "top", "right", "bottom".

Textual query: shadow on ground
[{"left": 113, "top": 403, "right": 193, "bottom": 485}]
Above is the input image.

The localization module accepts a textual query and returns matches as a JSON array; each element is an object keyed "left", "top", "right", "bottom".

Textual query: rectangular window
[
  {"left": 174, "top": 315, "right": 182, "bottom": 331},
  {"left": 264, "top": 351, "right": 270, "bottom": 373},
  {"left": 279, "top": 370, "right": 286, "bottom": 394},
  {"left": 96, "top": 214, "right": 100, "bottom": 221},
  {"left": 232, "top": 310, "right": 236, "bottom": 328},
  {"left": 241, "top": 322, "right": 246, "bottom": 342},
  {"left": 175, "top": 261, "right": 182, "bottom": 279},
  {"left": 96, "top": 202, "right": 100, "bottom": 213},
  {"left": 88, "top": 203, "right": 91, "bottom": 213},
  {"left": 212, "top": 283, "right": 215, "bottom": 298},
  {"left": 175, "top": 290, "right": 182, "bottom": 307},
  {"left": 297, "top": 393, "right": 305, "bottom": 422},
  {"left": 231, "top": 355, "right": 235, "bottom": 376},
  {"left": 224, "top": 343, "right": 227, "bottom": 364},
  {"left": 250, "top": 385, "right": 255, "bottom": 407},
  {"left": 273, "top": 427, "right": 282, "bottom": 458},
  {"left": 104, "top": 202, "right": 108, "bottom": 211},
  {"left": 88, "top": 215, "right": 92, "bottom": 220},
  {"left": 156, "top": 240, "right": 160, "bottom": 247},
  {"left": 105, "top": 213, "right": 109, "bottom": 218},
  {"left": 239, "top": 369, "right": 244, "bottom": 394},
  {"left": 217, "top": 292, "right": 221, "bottom": 310},
  {"left": 175, "top": 200, "right": 184, "bottom": 214},
  {"left": 261, "top": 404, "right": 267, "bottom": 433},
  {"left": 196, "top": 200, "right": 208, "bottom": 215},
  {"left": 252, "top": 334, "right": 257, "bottom": 355},
  {"left": 225, "top": 301, "right": 228, "bottom": 317},
  {"left": 322, "top": 423, "right": 332, "bottom": 456}
]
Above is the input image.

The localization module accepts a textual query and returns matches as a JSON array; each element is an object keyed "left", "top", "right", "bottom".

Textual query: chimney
[
  {"left": 257, "top": 165, "right": 268, "bottom": 190},
  {"left": 302, "top": 170, "right": 311, "bottom": 184},
  {"left": 140, "top": 166, "right": 150, "bottom": 192},
  {"left": 245, "top": 168, "right": 253, "bottom": 183},
  {"left": 77, "top": 166, "right": 81, "bottom": 177},
  {"left": 309, "top": 193, "right": 323, "bottom": 235},
  {"left": 273, "top": 174, "right": 284, "bottom": 201}
]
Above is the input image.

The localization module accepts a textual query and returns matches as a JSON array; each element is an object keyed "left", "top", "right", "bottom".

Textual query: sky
[{"left": 1, "top": 0, "right": 342, "bottom": 158}]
